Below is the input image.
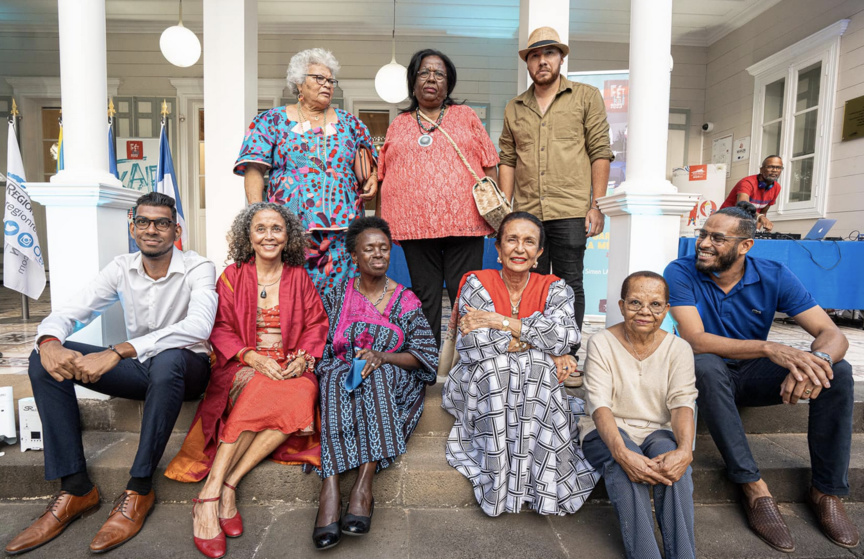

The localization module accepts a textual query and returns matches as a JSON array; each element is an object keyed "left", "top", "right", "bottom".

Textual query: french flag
[{"left": 155, "top": 122, "right": 187, "bottom": 250}]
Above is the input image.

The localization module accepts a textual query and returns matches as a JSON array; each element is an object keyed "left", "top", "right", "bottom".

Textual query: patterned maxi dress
[
  {"left": 315, "top": 278, "right": 438, "bottom": 478},
  {"left": 442, "top": 273, "right": 599, "bottom": 516},
  {"left": 233, "top": 107, "right": 378, "bottom": 294}
]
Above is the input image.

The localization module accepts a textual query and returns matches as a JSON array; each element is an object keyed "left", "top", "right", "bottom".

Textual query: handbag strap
[{"left": 418, "top": 110, "right": 483, "bottom": 184}]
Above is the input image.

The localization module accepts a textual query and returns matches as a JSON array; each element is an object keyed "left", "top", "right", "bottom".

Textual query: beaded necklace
[{"left": 415, "top": 106, "right": 446, "bottom": 147}]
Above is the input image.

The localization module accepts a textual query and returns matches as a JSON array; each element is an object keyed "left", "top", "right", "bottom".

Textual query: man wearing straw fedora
[{"left": 499, "top": 26, "right": 614, "bottom": 385}]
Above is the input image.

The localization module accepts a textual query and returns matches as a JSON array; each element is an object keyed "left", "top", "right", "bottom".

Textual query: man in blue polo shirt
[{"left": 664, "top": 202, "right": 857, "bottom": 553}]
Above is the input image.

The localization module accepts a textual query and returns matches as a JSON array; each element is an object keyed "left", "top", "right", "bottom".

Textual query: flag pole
[{"left": 9, "top": 99, "right": 30, "bottom": 320}]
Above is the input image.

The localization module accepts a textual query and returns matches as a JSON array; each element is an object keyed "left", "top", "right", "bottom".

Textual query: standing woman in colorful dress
[
  {"left": 234, "top": 48, "right": 379, "bottom": 295},
  {"left": 379, "top": 49, "right": 499, "bottom": 347}
]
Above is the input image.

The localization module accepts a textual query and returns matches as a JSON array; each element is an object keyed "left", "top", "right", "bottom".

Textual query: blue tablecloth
[
  {"left": 389, "top": 239, "right": 501, "bottom": 288},
  {"left": 678, "top": 238, "right": 864, "bottom": 309}
]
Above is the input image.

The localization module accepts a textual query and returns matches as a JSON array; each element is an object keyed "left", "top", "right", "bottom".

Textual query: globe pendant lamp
[
  {"left": 375, "top": 0, "right": 408, "bottom": 104},
  {"left": 160, "top": 0, "right": 201, "bottom": 68}
]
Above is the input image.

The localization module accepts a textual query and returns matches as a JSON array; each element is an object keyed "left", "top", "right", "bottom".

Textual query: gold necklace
[
  {"left": 356, "top": 277, "right": 389, "bottom": 307},
  {"left": 623, "top": 328, "right": 657, "bottom": 361},
  {"left": 499, "top": 270, "right": 530, "bottom": 316}
]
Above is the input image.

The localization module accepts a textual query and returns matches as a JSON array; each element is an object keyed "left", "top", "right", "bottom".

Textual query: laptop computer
[{"left": 803, "top": 218, "right": 837, "bottom": 240}]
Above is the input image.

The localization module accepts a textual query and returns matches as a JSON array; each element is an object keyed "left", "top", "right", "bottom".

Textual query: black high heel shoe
[
  {"left": 341, "top": 498, "right": 374, "bottom": 536},
  {"left": 312, "top": 502, "right": 343, "bottom": 551}
]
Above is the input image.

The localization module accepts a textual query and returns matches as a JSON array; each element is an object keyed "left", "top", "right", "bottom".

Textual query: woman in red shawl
[{"left": 165, "top": 203, "right": 328, "bottom": 558}]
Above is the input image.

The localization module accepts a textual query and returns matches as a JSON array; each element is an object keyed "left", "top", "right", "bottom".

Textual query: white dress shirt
[{"left": 37, "top": 247, "right": 217, "bottom": 362}]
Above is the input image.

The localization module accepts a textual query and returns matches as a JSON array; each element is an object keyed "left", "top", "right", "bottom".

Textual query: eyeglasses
[
  {"left": 623, "top": 299, "right": 668, "bottom": 315},
  {"left": 694, "top": 228, "right": 749, "bottom": 245},
  {"left": 417, "top": 69, "right": 447, "bottom": 82},
  {"left": 305, "top": 74, "right": 338, "bottom": 87},
  {"left": 763, "top": 165, "right": 784, "bottom": 171},
  {"left": 133, "top": 216, "right": 175, "bottom": 231}
]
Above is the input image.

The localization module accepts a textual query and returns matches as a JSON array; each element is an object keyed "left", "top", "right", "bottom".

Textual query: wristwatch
[
  {"left": 812, "top": 351, "right": 833, "bottom": 367},
  {"left": 501, "top": 318, "right": 510, "bottom": 331}
]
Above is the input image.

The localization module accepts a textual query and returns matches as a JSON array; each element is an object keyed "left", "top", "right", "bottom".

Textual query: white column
[
  {"left": 51, "top": 0, "right": 121, "bottom": 187},
  {"left": 517, "top": 0, "right": 569, "bottom": 93},
  {"left": 598, "top": 0, "right": 700, "bottom": 326},
  {"left": 203, "top": 0, "right": 257, "bottom": 269}
]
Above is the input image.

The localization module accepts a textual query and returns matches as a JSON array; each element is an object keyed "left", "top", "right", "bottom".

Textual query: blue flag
[{"left": 108, "top": 122, "right": 119, "bottom": 179}]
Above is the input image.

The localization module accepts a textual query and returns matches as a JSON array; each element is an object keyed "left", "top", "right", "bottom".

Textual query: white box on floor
[
  {"left": 0, "top": 387, "right": 16, "bottom": 444},
  {"left": 18, "top": 397, "right": 43, "bottom": 452}
]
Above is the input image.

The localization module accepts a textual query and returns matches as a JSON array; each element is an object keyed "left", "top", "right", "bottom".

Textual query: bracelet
[
  {"left": 38, "top": 336, "right": 59, "bottom": 347},
  {"left": 238, "top": 347, "right": 255, "bottom": 366},
  {"left": 108, "top": 345, "right": 124, "bottom": 360}
]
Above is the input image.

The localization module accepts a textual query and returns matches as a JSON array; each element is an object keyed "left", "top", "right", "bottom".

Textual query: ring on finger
[{"left": 804, "top": 389, "right": 812, "bottom": 394}]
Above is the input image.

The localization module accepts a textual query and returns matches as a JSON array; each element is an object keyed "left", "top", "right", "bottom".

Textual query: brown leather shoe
[
  {"left": 742, "top": 496, "right": 795, "bottom": 553},
  {"left": 810, "top": 492, "right": 860, "bottom": 548},
  {"left": 5, "top": 487, "right": 101, "bottom": 555},
  {"left": 89, "top": 490, "right": 155, "bottom": 553}
]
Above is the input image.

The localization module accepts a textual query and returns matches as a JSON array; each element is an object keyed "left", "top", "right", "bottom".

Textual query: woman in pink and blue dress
[{"left": 234, "top": 48, "right": 378, "bottom": 295}]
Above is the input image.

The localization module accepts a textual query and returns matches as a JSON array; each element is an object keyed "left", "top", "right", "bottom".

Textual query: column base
[{"left": 597, "top": 191, "right": 701, "bottom": 326}]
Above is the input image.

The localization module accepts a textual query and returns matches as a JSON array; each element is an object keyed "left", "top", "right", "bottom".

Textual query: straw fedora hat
[{"left": 518, "top": 27, "right": 570, "bottom": 61}]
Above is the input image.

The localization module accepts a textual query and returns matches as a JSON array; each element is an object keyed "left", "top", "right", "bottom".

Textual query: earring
[
  {"left": 533, "top": 262, "right": 538, "bottom": 269},
  {"left": 497, "top": 257, "right": 502, "bottom": 264}
]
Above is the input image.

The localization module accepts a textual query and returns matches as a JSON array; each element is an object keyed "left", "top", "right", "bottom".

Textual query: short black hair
[
  {"left": 714, "top": 200, "right": 757, "bottom": 238},
  {"left": 621, "top": 271, "right": 669, "bottom": 302},
  {"left": 346, "top": 215, "right": 392, "bottom": 254},
  {"left": 496, "top": 211, "right": 546, "bottom": 249},
  {"left": 402, "top": 49, "right": 460, "bottom": 114},
  {"left": 133, "top": 191, "right": 177, "bottom": 222}
]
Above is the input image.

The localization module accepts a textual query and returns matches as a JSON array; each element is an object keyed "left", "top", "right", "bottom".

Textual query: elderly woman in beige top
[{"left": 580, "top": 271, "right": 698, "bottom": 559}]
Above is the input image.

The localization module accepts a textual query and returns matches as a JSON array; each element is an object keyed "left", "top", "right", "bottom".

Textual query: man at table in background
[
  {"left": 719, "top": 155, "right": 783, "bottom": 232},
  {"left": 664, "top": 201, "right": 857, "bottom": 553},
  {"left": 498, "top": 26, "right": 614, "bottom": 368}
]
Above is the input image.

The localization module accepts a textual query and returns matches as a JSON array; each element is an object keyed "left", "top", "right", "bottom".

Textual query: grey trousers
[{"left": 582, "top": 428, "right": 696, "bottom": 559}]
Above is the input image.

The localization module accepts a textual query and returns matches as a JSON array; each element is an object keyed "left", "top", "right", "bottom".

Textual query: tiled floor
[{"left": 0, "top": 288, "right": 861, "bottom": 381}]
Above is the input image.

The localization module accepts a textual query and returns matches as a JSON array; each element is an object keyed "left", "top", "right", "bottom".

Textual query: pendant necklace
[
  {"left": 623, "top": 328, "right": 656, "bottom": 373},
  {"left": 500, "top": 270, "right": 530, "bottom": 316},
  {"left": 357, "top": 277, "right": 390, "bottom": 307},
  {"left": 258, "top": 278, "right": 280, "bottom": 299},
  {"left": 416, "top": 106, "right": 446, "bottom": 147},
  {"left": 298, "top": 103, "right": 330, "bottom": 215}
]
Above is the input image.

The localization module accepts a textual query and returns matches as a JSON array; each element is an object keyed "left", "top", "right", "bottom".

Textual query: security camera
[{"left": 701, "top": 122, "right": 714, "bottom": 133}]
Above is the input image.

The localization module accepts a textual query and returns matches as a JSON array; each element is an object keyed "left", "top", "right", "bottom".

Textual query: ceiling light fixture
[
  {"left": 160, "top": 0, "right": 201, "bottom": 68},
  {"left": 374, "top": 0, "right": 408, "bottom": 104}
]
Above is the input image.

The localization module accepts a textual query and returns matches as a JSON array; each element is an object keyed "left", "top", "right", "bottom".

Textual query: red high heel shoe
[
  {"left": 219, "top": 482, "right": 243, "bottom": 538},
  {"left": 192, "top": 496, "right": 226, "bottom": 559}
]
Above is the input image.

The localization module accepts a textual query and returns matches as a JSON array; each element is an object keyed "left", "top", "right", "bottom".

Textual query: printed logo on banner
[
  {"left": 4, "top": 221, "right": 19, "bottom": 236},
  {"left": 17, "top": 233, "right": 33, "bottom": 248},
  {"left": 689, "top": 165, "right": 708, "bottom": 181}
]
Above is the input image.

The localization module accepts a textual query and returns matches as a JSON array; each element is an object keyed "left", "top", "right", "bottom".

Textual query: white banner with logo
[{"left": 4, "top": 122, "right": 46, "bottom": 299}]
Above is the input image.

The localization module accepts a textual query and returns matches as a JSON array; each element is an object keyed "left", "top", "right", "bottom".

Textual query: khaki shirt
[{"left": 499, "top": 77, "right": 614, "bottom": 221}]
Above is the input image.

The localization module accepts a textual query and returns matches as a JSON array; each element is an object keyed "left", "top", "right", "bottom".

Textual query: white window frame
[{"left": 746, "top": 19, "right": 848, "bottom": 221}]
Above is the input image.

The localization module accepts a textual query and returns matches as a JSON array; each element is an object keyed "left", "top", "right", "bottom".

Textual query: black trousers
[
  {"left": 535, "top": 217, "right": 587, "bottom": 331},
  {"left": 400, "top": 236, "right": 485, "bottom": 347},
  {"left": 28, "top": 341, "right": 210, "bottom": 481}
]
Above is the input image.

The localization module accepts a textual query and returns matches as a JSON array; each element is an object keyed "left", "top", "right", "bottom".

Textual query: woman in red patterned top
[
  {"left": 166, "top": 203, "right": 328, "bottom": 558},
  {"left": 379, "top": 49, "right": 499, "bottom": 347}
]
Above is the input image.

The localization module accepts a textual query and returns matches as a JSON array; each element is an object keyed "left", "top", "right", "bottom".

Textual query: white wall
[{"left": 704, "top": 0, "right": 864, "bottom": 237}]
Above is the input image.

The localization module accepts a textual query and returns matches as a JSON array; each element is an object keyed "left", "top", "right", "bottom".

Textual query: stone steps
[
  {"left": 2, "top": 378, "right": 863, "bottom": 508},
  {"left": 2, "top": 501, "right": 862, "bottom": 559},
  {"left": 70, "top": 379, "right": 864, "bottom": 436}
]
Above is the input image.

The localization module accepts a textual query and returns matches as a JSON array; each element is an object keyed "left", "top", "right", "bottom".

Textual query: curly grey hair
[
  {"left": 226, "top": 202, "right": 307, "bottom": 266},
  {"left": 286, "top": 48, "right": 341, "bottom": 95}
]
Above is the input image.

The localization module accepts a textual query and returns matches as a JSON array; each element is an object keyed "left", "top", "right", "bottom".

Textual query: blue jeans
[
  {"left": 28, "top": 341, "right": 210, "bottom": 480},
  {"left": 583, "top": 428, "right": 695, "bottom": 559},
  {"left": 694, "top": 354, "right": 853, "bottom": 495}
]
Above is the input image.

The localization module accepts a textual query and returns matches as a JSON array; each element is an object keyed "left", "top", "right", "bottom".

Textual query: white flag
[{"left": 4, "top": 121, "right": 46, "bottom": 299}]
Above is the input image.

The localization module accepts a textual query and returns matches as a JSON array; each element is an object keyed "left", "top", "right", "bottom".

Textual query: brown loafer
[
  {"left": 810, "top": 492, "right": 860, "bottom": 548},
  {"left": 89, "top": 489, "right": 155, "bottom": 553},
  {"left": 5, "top": 486, "right": 101, "bottom": 555},
  {"left": 742, "top": 496, "right": 795, "bottom": 553}
]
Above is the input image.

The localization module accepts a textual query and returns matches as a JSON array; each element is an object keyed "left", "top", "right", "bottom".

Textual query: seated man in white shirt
[{"left": 6, "top": 192, "right": 217, "bottom": 556}]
